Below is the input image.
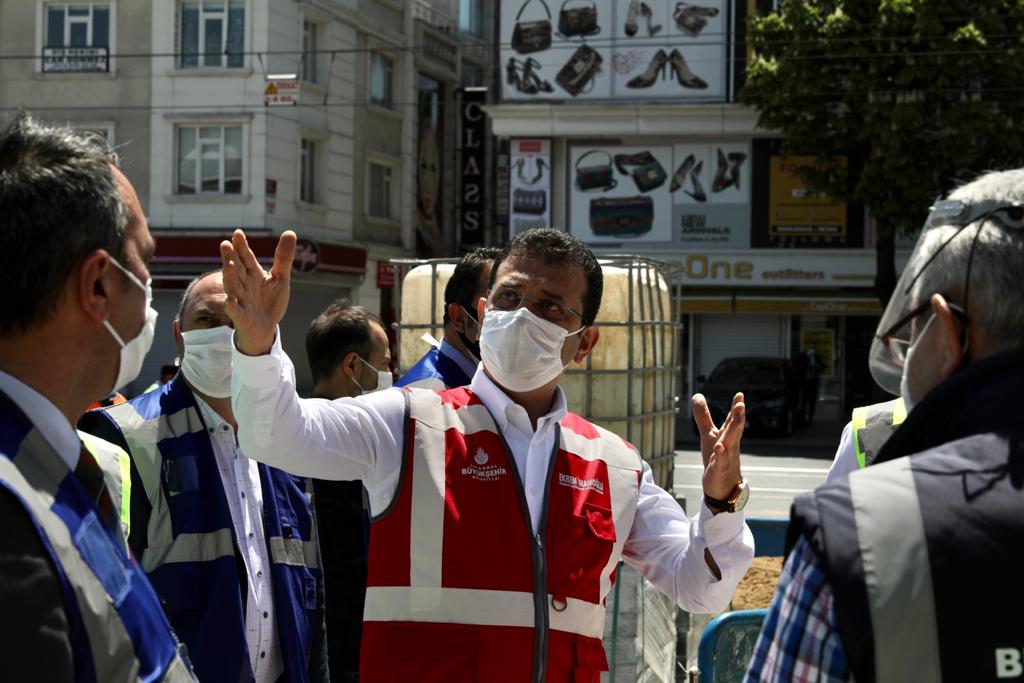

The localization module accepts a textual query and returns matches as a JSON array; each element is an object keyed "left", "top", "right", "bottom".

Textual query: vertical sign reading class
[{"left": 460, "top": 88, "right": 487, "bottom": 247}]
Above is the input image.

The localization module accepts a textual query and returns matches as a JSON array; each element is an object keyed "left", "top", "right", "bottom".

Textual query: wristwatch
[{"left": 704, "top": 479, "right": 749, "bottom": 514}]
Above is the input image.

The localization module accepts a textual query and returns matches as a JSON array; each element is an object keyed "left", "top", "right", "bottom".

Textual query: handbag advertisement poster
[
  {"left": 568, "top": 142, "right": 750, "bottom": 247},
  {"left": 509, "top": 139, "right": 552, "bottom": 236},
  {"left": 500, "top": 0, "right": 728, "bottom": 102}
]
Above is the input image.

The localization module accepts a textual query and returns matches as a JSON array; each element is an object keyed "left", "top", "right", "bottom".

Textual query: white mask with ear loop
[
  {"left": 480, "top": 307, "right": 583, "bottom": 393},
  {"left": 353, "top": 356, "right": 393, "bottom": 395},
  {"left": 180, "top": 325, "right": 234, "bottom": 398},
  {"left": 103, "top": 257, "right": 158, "bottom": 395},
  {"left": 899, "top": 313, "right": 937, "bottom": 413}
]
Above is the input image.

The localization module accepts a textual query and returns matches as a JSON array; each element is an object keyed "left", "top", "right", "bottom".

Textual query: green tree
[{"left": 742, "top": 0, "right": 1024, "bottom": 304}]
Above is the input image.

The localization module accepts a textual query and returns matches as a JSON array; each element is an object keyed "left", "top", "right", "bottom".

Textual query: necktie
[{"left": 75, "top": 440, "right": 119, "bottom": 537}]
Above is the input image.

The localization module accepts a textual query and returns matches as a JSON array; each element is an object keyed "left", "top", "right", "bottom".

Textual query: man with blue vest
[
  {"left": 80, "top": 268, "right": 325, "bottom": 683},
  {"left": 0, "top": 114, "right": 194, "bottom": 680},
  {"left": 397, "top": 246, "right": 500, "bottom": 389},
  {"left": 747, "top": 170, "right": 1024, "bottom": 681},
  {"left": 221, "top": 227, "right": 754, "bottom": 682}
]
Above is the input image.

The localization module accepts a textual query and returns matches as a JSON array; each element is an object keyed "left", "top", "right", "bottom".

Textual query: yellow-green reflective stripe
[
  {"left": 852, "top": 406, "right": 869, "bottom": 469},
  {"left": 268, "top": 536, "right": 319, "bottom": 569},
  {"left": 892, "top": 397, "right": 908, "bottom": 425},
  {"left": 118, "top": 450, "right": 131, "bottom": 540}
]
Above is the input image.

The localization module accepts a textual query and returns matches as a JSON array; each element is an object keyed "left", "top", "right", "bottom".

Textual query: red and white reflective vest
[{"left": 362, "top": 387, "right": 642, "bottom": 683}]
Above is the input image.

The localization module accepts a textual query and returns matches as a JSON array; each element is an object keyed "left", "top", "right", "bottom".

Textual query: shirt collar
[
  {"left": 0, "top": 370, "right": 81, "bottom": 470},
  {"left": 192, "top": 392, "right": 231, "bottom": 433},
  {"left": 469, "top": 365, "right": 568, "bottom": 434},
  {"left": 438, "top": 339, "right": 479, "bottom": 381}
]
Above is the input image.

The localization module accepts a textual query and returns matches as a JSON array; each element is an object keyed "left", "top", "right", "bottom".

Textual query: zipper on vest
[{"left": 491, "top": 424, "right": 555, "bottom": 683}]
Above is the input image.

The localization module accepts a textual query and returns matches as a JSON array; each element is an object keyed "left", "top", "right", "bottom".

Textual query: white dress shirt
[
  {"left": 825, "top": 421, "right": 858, "bottom": 485},
  {"left": 232, "top": 333, "right": 754, "bottom": 614},
  {"left": 193, "top": 396, "right": 283, "bottom": 683},
  {"left": 0, "top": 370, "right": 80, "bottom": 470}
]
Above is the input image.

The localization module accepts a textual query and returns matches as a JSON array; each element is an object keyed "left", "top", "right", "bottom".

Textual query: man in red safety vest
[{"left": 221, "top": 227, "right": 754, "bottom": 682}]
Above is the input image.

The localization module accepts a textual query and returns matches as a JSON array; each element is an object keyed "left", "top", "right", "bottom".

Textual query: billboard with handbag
[
  {"left": 509, "top": 139, "right": 552, "bottom": 236},
  {"left": 499, "top": 0, "right": 728, "bottom": 102}
]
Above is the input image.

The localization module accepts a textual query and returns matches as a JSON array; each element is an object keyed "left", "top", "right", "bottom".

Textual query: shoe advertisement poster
[
  {"left": 500, "top": 0, "right": 727, "bottom": 102},
  {"left": 509, "top": 139, "right": 552, "bottom": 236},
  {"left": 568, "top": 144, "right": 674, "bottom": 244},
  {"left": 673, "top": 142, "right": 751, "bottom": 249}
]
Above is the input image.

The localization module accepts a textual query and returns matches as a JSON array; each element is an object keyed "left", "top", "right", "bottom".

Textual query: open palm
[
  {"left": 691, "top": 392, "right": 745, "bottom": 502},
  {"left": 219, "top": 229, "right": 297, "bottom": 356}
]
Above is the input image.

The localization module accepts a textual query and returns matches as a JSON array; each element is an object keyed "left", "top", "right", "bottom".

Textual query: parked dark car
[{"left": 696, "top": 356, "right": 806, "bottom": 436}]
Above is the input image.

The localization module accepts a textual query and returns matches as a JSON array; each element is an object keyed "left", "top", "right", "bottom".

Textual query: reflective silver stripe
[
  {"left": 142, "top": 528, "right": 236, "bottom": 572},
  {"left": 162, "top": 651, "right": 197, "bottom": 682},
  {"left": 408, "top": 392, "right": 448, "bottom": 587},
  {"left": 364, "top": 586, "right": 605, "bottom": 639},
  {"left": 268, "top": 535, "right": 319, "bottom": 569},
  {"left": 849, "top": 460, "right": 941, "bottom": 683},
  {"left": 0, "top": 436, "right": 146, "bottom": 682}
]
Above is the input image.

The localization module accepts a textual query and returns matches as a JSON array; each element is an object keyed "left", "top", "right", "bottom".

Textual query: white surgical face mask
[
  {"left": 479, "top": 307, "right": 582, "bottom": 393},
  {"left": 899, "top": 313, "right": 937, "bottom": 413},
  {"left": 354, "top": 355, "right": 392, "bottom": 395},
  {"left": 180, "top": 325, "right": 234, "bottom": 398},
  {"left": 103, "top": 257, "right": 158, "bottom": 395}
]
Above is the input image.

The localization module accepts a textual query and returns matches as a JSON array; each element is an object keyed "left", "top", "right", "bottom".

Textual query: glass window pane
[
  {"left": 227, "top": 2, "right": 245, "bottom": 68},
  {"left": 199, "top": 126, "right": 219, "bottom": 140},
  {"left": 204, "top": 17, "right": 223, "bottom": 67},
  {"left": 68, "top": 5, "right": 90, "bottom": 16},
  {"left": 92, "top": 7, "right": 109, "bottom": 47},
  {"left": 224, "top": 127, "right": 242, "bottom": 194},
  {"left": 69, "top": 21, "right": 88, "bottom": 47},
  {"left": 47, "top": 7, "right": 65, "bottom": 46},
  {"left": 201, "top": 143, "right": 220, "bottom": 193},
  {"left": 181, "top": 3, "right": 199, "bottom": 67},
  {"left": 177, "top": 128, "right": 197, "bottom": 194}
]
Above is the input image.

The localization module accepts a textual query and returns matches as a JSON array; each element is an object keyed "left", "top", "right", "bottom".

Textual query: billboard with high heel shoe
[
  {"left": 568, "top": 141, "right": 749, "bottom": 247},
  {"left": 500, "top": 0, "right": 731, "bottom": 101}
]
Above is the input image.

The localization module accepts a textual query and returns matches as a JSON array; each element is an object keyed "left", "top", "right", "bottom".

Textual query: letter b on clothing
[{"left": 996, "top": 648, "right": 1024, "bottom": 678}]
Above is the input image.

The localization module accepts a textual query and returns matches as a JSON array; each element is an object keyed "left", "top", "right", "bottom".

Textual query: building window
[
  {"left": 300, "top": 138, "right": 318, "bottom": 203},
  {"left": 43, "top": 3, "right": 110, "bottom": 72},
  {"left": 459, "top": 0, "right": 483, "bottom": 37},
  {"left": 369, "top": 52, "right": 394, "bottom": 109},
  {"left": 179, "top": 0, "right": 245, "bottom": 69},
  {"left": 177, "top": 125, "right": 243, "bottom": 194},
  {"left": 302, "top": 19, "right": 320, "bottom": 84},
  {"left": 367, "top": 161, "right": 395, "bottom": 220}
]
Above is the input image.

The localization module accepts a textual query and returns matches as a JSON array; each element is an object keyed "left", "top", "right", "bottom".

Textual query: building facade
[{"left": 486, "top": 0, "right": 889, "bottom": 418}]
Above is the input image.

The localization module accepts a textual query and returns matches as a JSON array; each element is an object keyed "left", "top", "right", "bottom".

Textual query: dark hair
[
  {"left": 0, "top": 113, "right": 126, "bottom": 335},
  {"left": 443, "top": 246, "right": 501, "bottom": 326},
  {"left": 175, "top": 268, "right": 223, "bottom": 323},
  {"left": 305, "top": 299, "right": 384, "bottom": 384},
  {"left": 489, "top": 228, "right": 603, "bottom": 324}
]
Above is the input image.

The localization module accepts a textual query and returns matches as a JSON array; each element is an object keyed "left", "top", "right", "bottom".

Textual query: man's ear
[
  {"left": 78, "top": 249, "right": 118, "bottom": 324},
  {"left": 930, "top": 293, "right": 966, "bottom": 379},
  {"left": 447, "top": 303, "right": 467, "bottom": 334},
  {"left": 476, "top": 296, "right": 486, "bottom": 325},
  {"left": 341, "top": 351, "right": 361, "bottom": 379},
  {"left": 573, "top": 326, "right": 600, "bottom": 364},
  {"left": 173, "top": 320, "right": 185, "bottom": 359}
]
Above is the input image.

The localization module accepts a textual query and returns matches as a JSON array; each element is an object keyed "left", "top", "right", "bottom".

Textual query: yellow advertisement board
[{"left": 769, "top": 156, "right": 847, "bottom": 238}]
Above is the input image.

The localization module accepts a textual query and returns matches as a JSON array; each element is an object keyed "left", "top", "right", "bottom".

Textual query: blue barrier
[
  {"left": 697, "top": 609, "right": 768, "bottom": 683},
  {"left": 746, "top": 517, "right": 788, "bottom": 557}
]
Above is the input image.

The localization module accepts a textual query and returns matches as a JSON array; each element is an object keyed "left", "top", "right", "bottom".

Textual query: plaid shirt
[{"left": 744, "top": 537, "right": 850, "bottom": 682}]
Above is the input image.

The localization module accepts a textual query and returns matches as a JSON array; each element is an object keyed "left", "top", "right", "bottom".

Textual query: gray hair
[
  {"left": 914, "top": 168, "right": 1024, "bottom": 355},
  {"left": 0, "top": 113, "right": 126, "bottom": 335},
  {"left": 175, "top": 268, "right": 223, "bottom": 324}
]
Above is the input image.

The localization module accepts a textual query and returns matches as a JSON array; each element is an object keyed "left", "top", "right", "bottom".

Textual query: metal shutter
[{"left": 697, "top": 314, "right": 785, "bottom": 378}]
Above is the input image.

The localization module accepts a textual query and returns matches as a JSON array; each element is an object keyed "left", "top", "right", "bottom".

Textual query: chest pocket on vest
[
  {"left": 551, "top": 500, "right": 616, "bottom": 606},
  {"left": 161, "top": 455, "right": 202, "bottom": 532}
]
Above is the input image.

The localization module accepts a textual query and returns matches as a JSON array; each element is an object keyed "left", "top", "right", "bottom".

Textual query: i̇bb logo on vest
[{"left": 461, "top": 447, "right": 508, "bottom": 482}]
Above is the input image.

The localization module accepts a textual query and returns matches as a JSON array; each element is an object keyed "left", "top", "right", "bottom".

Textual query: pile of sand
[{"left": 731, "top": 557, "right": 783, "bottom": 610}]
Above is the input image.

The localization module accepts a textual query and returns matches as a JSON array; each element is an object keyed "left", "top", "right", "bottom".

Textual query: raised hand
[
  {"left": 220, "top": 229, "right": 297, "bottom": 356},
  {"left": 691, "top": 392, "right": 745, "bottom": 502}
]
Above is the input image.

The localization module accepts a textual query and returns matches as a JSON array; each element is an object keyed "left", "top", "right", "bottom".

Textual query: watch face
[{"left": 732, "top": 481, "right": 750, "bottom": 512}]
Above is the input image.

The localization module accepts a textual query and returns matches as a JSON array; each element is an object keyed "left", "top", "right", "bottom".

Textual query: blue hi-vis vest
[
  {"left": 0, "top": 396, "right": 194, "bottom": 682},
  {"left": 88, "top": 378, "right": 320, "bottom": 683},
  {"left": 396, "top": 345, "right": 473, "bottom": 390}
]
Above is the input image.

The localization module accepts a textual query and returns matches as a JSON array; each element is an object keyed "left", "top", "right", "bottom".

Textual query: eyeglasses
[
  {"left": 486, "top": 287, "right": 586, "bottom": 325},
  {"left": 879, "top": 298, "right": 968, "bottom": 366}
]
